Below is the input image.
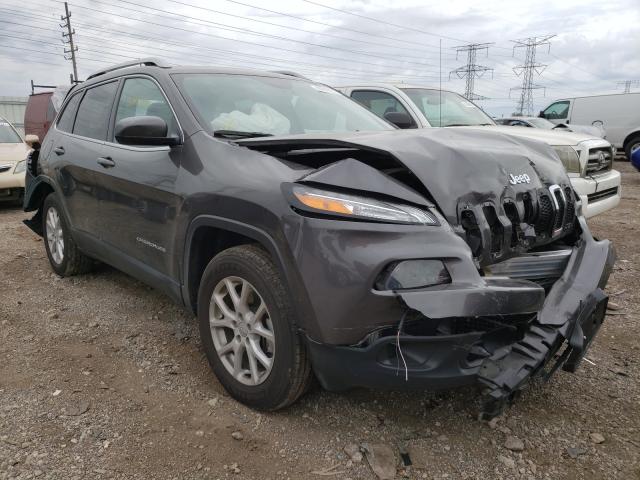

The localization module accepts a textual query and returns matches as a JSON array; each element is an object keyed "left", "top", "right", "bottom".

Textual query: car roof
[
  {"left": 338, "top": 83, "right": 441, "bottom": 91},
  {"left": 79, "top": 59, "right": 313, "bottom": 90}
]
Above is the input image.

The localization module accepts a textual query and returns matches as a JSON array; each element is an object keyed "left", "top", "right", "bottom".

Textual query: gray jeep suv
[{"left": 24, "top": 59, "right": 614, "bottom": 418}]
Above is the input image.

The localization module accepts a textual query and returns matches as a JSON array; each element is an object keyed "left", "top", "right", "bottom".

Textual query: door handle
[
  {"left": 97, "top": 156, "right": 115, "bottom": 168},
  {"left": 54, "top": 146, "right": 65, "bottom": 155}
]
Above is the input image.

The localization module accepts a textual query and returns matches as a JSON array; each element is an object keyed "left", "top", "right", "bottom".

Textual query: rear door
[
  {"left": 95, "top": 75, "right": 183, "bottom": 280},
  {"left": 47, "top": 81, "right": 119, "bottom": 237}
]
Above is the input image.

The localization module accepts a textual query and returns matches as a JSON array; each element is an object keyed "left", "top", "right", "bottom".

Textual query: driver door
[{"left": 95, "top": 76, "right": 183, "bottom": 282}]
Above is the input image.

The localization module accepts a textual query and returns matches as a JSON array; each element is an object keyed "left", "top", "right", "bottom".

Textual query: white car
[
  {"left": 540, "top": 93, "right": 640, "bottom": 159},
  {"left": 495, "top": 116, "right": 605, "bottom": 139},
  {"left": 0, "top": 116, "right": 34, "bottom": 204},
  {"left": 338, "top": 84, "right": 621, "bottom": 218}
]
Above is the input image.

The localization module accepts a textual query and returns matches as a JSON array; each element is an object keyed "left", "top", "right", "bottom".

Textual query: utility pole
[
  {"left": 60, "top": 2, "right": 79, "bottom": 84},
  {"left": 510, "top": 35, "right": 555, "bottom": 116},
  {"left": 449, "top": 43, "right": 494, "bottom": 101},
  {"left": 617, "top": 80, "right": 640, "bottom": 93}
]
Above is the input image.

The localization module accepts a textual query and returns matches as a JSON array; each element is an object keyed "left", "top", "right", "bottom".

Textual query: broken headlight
[
  {"left": 552, "top": 146, "right": 581, "bottom": 174},
  {"left": 375, "top": 259, "right": 451, "bottom": 290},
  {"left": 291, "top": 185, "right": 438, "bottom": 225}
]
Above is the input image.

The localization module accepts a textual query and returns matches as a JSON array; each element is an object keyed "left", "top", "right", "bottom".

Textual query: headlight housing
[
  {"left": 14, "top": 160, "right": 26, "bottom": 174},
  {"left": 552, "top": 146, "right": 581, "bottom": 174},
  {"left": 290, "top": 185, "right": 438, "bottom": 225}
]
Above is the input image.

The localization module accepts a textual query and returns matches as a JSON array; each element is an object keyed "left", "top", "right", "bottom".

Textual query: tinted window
[
  {"left": 114, "top": 77, "right": 178, "bottom": 140},
  {"left": 73, "top": 81, "right": 118, "bottom": 140},
  {"left": 543, "top": 101, "right": 570, "bottom": 120},
  {"left": 57, "top": 93, "right": 82, "bottom": 133},
  {"left": 351, "top": 90, "right": 412, "bottom": 119}
]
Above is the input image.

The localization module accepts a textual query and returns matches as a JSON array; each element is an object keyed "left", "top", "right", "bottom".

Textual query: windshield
[
  {"left": 173, "top": 74, "right": 392, "bottom": 137},
  {"left": 400, "top": 89, "right": 495, "bottom": 127},
  {"left": 526, "top": 117, "right": 555, "bottom": 129},
  {"left": 0, "top": 121, "right": 22, "bottom": 143}
]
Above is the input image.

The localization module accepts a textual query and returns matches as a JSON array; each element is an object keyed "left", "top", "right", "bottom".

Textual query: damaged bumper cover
[{"left": 307, "top": 217, "right": 614, "bottom": 417}]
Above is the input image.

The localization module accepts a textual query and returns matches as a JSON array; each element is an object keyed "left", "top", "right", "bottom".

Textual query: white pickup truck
[{"left": 338, "top": 84, "right": 621, "bottom": 218}]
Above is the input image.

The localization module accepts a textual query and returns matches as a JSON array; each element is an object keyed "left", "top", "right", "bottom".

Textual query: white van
[
  {"left": 540, "top": 93, "right": 640, "bottom": 158},
  {"left": 338, "top": 84, "right": 621, "bottom": 219}
]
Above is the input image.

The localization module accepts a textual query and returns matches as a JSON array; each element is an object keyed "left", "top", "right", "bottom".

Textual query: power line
[
  {"left": 449, "top": 43, "right": 494, "bottom": 100},
  {"left": 218, "top": 0, "right": 460, "bottom": 55},
  {"left": 510, "top": 35, "right": 555, "bottom": 115},
  {"left": 300, "top": 0, "right": 471, "bottom": 44},
  {"left": 617, "top": 80, "right": 640, "bottom": 94},
  {"left": 62, "top": 0, "right": 440, "bottom": 69}
]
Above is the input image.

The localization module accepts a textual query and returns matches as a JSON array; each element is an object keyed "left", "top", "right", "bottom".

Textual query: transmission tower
[
  {"left": 617, "top": 80, "right": 640, "bottom": 93},
  {"left": 510, "top": 35, "right": 555, "bottom": 116},
  {"left": 449, "top": 43, "right": 494, "bottom": 101},
  {"left": 60, "top": 2, "right": 79, "bottom": 84}
]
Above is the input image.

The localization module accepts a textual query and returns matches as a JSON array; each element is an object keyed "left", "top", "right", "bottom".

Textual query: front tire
[
  {"left": 198, "top": 245, "right": 312, "bottom": 410},
  {"left": 42, "top": 193, "right": 94, "bottom": 276}
]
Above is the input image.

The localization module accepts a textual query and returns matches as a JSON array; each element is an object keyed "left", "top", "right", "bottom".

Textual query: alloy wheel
[
  {"left": 46, "top": 207, "right": 64, "bottom": 265},
  {"left": 209, "top": 276, "right": 275, "bottom": 386}
]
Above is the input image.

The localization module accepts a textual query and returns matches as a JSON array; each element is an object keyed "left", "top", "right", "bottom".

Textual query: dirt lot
[{"left": 1, "top": 162, "right": 638, "bottom": 480}]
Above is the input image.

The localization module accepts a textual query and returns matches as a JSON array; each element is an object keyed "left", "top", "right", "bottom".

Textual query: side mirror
[
  {"left": 538, "top": 110, "right": 546, "bottom": 118},
  {"left": 384, "top": 111, "right": 415, "bottom": 129},
  {"left": 114, "top": 116, "right": 180, "bottom": 146},
  {"left": 25, "top": 134, "right": 39, "bottom": 146}
]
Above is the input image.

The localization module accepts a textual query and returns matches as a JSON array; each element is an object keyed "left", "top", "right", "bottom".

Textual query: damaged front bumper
[{"left": 306, "top": 217, "right": 614, "bottom": 418}]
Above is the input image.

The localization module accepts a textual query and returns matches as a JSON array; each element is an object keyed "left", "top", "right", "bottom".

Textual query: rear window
[
  {"left": 73, "top": 81, "right": 118, "bottom": 140},
  {"left": 57, "top": 93, "right": 82, "bottom": 133}
]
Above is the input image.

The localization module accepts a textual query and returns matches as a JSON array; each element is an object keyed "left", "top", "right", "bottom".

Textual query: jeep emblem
[{"left": 508, "top": 173, "right": 531, "bottom": 185}]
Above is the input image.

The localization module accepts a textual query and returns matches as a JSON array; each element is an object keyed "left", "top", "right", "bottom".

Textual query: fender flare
[
  {"left": 23, "top": 174, "right": 58, "bottom": 212},
  {"left": 181, "top": 215, "right": 317, "bottom": 336}
]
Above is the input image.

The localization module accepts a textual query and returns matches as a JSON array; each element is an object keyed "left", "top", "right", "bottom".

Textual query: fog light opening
[{"left": 375, "top": 259, "right": 451, "bottom": 291}]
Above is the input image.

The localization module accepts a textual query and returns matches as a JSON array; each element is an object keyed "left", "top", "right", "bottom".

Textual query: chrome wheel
[
  {"left": 209, "top": 276, "right": 275, "bottom": 386},
  {"left": 45, "top": 206, "right": 64, "bottom": 265}
]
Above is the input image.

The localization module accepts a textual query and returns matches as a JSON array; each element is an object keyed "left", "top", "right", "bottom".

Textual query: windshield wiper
[
  {"left": 213, "top": 130, "right": 274, "bottom": 139},
  {"left": 443, "top": 123, "right": 471, "bottom": 127}
]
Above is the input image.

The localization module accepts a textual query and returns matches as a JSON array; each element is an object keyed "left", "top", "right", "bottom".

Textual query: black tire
[
  {"left": 198, "top": 244, "right": 312, "bottom": 410},
  {"left": 625, "top": 136, "right": 640, "bottom": 161},
  {"left": 42, "top": 193, "right": 94, "bottom": 276}
]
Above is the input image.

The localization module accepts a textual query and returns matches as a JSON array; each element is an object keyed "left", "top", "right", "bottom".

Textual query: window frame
[
  {"left": 107, "top": 74, "right": 183, "bottom": 149},
  {"left": 71, "top": 79, "right": 120, "bottom": 141}
]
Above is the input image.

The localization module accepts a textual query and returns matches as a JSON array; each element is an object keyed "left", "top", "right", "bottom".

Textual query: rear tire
[
  {"left": 198, "top": 244, "right": 312, "bottom": 410},
  {"left": 42, "top": 193, "right": 94, "bottom": 276}
]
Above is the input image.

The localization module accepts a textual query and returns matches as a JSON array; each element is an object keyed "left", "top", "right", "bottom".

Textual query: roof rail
[
  {"left": 86, "top": 58, "right": 170, "bottom": 81},
  {"left": 271, "top": 70, "right": 310, "bottom": 81}
]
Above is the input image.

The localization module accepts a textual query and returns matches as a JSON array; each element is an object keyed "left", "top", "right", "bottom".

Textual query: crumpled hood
[
  {"left": 0, "top": 143, "right": 28, "bottom": 165},
  {"left": 238, "top": 128, "right": 570, "bottom": 225}
]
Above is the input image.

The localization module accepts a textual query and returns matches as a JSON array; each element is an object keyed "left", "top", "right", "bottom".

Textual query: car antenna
[{"left": 439, "top": 39, "right": 442, "bottom": 127}]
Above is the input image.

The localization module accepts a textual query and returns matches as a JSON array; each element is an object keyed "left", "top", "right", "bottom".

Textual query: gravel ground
[{"left": 1, "top": 162, "right": 638, "bottom": 480}]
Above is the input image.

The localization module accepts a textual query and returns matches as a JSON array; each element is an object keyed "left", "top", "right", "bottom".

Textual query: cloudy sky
[{"left": 0, "top": 0, "right": 638, "bottom": 117}]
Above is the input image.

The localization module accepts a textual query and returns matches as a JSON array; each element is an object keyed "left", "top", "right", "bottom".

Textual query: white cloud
[{"left": 0, "top": 0, "right": 638, "bottom": 117}]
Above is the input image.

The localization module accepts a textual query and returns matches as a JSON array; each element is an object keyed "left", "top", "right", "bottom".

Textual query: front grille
[
  {"left": 459, "top": 183, "right": 576, "bottom": 266},
  {"left": 586, "top": 147, "right": 613, "bottom": 175},
  {"left": 536, "top": 194, "right": 554, "bottom": 236},
  {"left": 551, "top": 188, "right": 565, "bottom": 232},
  {"left": 587, "top": 186, "right": 619, "bottom": 203}
]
